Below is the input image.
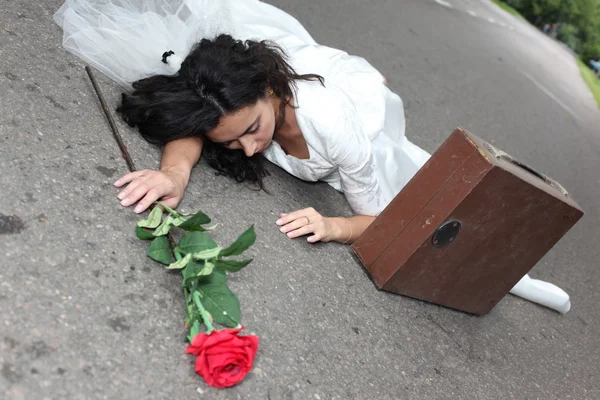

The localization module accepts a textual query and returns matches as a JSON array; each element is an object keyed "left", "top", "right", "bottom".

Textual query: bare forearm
[
  {"left": 328, "top": 215, "right": 376, "bottom": 244},
  {"left": 160, "top": 137, "right": 203, "bottom": 184}
]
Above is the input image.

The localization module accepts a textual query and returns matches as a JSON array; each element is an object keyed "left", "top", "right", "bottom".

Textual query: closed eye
[
  {"left": 248, "top": 123, "right": 261, "bottom": 134},
  {"left": 218, "top": 117, "right": 261, "bottom": 148},
  {"left": 222, "top": 128, "right": 258, "bottom": 148}
]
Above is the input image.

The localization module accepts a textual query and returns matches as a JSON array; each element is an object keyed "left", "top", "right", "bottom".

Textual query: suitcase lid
[{"left": 352, "top": 127, "right": 583, "bottom": 276}]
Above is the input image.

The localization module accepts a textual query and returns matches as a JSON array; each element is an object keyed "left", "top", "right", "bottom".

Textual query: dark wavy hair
[{"left": 117, "top": 34, "right": 324, "bottom": 188}]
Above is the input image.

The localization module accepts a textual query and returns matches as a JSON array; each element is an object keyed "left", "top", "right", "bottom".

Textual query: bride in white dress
[
  {"left": 54, "top": 0, "right": 571, "bottom": 313},
  {"left": 55, "top": 0, "right": 430, "bottom": 242}
]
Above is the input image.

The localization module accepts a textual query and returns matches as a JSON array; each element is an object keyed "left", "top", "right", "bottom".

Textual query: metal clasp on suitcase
[
  {"left": 432, "top": 220, "right": 461, "bottom": 248},
  {"left": 482, "top": 143, "right": 569, "bottom": 197}
]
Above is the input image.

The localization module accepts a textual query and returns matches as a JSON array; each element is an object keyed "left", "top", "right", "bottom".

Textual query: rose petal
[
  {"left": 186, "top": 329, "right": 259, "bottom": 389},
  {"left": 214, "top": 362, "right": 248, "bottom": 388}
]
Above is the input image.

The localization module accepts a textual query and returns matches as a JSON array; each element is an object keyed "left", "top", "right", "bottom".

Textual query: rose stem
[
  {"left": 174, "top": 251, "right": 195, "bottom": 329},
  {"left": 193, "top": 292, "right": 215, "bottom": 333}
]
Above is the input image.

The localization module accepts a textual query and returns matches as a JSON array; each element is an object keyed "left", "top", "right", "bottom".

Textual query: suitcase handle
[{"left": 483, "top": 144, "right": 569, "bottom": 196}]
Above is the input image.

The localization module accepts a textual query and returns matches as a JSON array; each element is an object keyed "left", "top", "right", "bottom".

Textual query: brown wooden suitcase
[{"left": 352, "top": 127, "right": 584, "bottom": 315}]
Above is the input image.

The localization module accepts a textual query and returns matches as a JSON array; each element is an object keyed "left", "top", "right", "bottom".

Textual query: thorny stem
[
  {"left": 174, "top": 250, "right": 197, "bottom": 332},
  {"left": 177, "top": 250, "right": 215, "bottom": 333},
  {"left": 193, "top": 291, "right": 215, "bottom": 333}
]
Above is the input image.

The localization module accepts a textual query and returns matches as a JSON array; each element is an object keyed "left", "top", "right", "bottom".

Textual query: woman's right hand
[{"left": 113, "top": 167, "right": 189, "bottom": 214}]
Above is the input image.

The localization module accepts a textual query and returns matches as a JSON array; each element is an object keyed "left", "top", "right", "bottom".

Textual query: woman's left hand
[{"left": 276, "top": 207, "right": 337, "bottom": 243}]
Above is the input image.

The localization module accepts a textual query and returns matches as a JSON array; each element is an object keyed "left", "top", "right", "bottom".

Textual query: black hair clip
[{"left": 161, "top": 50, "right": 175, "bottom": 64}]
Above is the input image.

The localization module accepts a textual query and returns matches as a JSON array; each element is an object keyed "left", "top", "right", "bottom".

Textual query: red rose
[{"left": 186, "top": 327, "right": 260, "bottom": 388}]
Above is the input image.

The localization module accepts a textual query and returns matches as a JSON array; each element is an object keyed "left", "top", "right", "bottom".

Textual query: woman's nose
[{"left": 238, "top": 136, "right": 256, "bottom": 157}]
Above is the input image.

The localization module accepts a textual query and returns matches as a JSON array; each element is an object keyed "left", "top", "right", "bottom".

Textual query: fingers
[
  {"left": 282, "top": 224, "right": 313, "bottom": 239},
  {"left": 114, "top": 170, "right": 146, "bottom": 187},
  {"left": 278, "top": 216, "right": 309, "bottom": 234},
  {"left": 124, "top": 184, "right": 164, "bottom": 210},
  {"left": 307, "top": 233, "right": 322, "bottom": 243},
  {"left": 276, "top": 208, "right": 314, "bottom": 226},
  {"left": 118, "top": 175, "right": 153, "bottom": 206},
  {"left": 132, "top": 188, "right": 166, "bottom": 214},
  {"left": 114, "top": 169, "right": 183, "bottom": 214},
  {"left": 277, "top": 208, "right": 328, "bottom": 242},
  {"left": 117, "top": 177, "right": 147, "bottom": 204},
  {"left": 116, "top": 172, "right": 152, "bottom": 202}
]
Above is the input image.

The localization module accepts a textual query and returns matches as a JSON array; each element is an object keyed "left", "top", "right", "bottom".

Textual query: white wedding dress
[{"left": 54, "top": 0, "right": 571, "bottom": 314}]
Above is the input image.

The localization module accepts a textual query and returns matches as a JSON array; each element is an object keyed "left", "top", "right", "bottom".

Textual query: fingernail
[
  {"left": 117, "top": 192, "right": 125, "bottom": 200},
  {"left": 276, "top": 219, "right": 283, "bottom": 225},
  {"left": 113, "top": 180, "right": 120, "bottom": 187},
  {"left": 120, "top": 198, "right": 129, "bottom": 206},
  {"left": 134, "top": 205, "right": 143, "bottom": 213},
  {"left": 279, "top": 227, "right": 285, "bottom": 232}
]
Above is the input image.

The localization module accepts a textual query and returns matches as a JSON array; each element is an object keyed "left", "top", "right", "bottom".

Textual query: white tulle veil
[{"left": 53, "top": 0, "right": 236, "bottom": 88}]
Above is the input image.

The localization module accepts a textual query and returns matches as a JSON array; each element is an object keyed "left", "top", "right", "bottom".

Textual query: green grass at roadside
[
  {"left": 576, "top": 58, "right": 600, "bottom": 109},
  {"left": 490, "top": 0, "right": 526, "bottom": 20},
  {"left": 487, "top": 1, "right": 600, "bottom": 109}
]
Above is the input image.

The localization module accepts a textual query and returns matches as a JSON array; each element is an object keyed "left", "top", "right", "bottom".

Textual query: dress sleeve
[{"left": 325, "top": 92, "right": 386, "bottom": 216}]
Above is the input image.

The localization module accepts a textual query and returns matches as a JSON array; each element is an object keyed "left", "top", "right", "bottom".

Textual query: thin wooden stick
[{"left": 85, "top": 66, "right": 137, "bottom": 172}]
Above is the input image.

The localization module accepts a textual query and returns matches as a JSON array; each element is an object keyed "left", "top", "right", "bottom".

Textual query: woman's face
[{"left": 205, "top": 96, "right": 277, "bottom": 157}]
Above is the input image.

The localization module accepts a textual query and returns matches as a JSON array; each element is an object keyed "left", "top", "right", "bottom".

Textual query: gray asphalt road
[{"left": 1, "top": 0, "right": 599, "bottom": 399}]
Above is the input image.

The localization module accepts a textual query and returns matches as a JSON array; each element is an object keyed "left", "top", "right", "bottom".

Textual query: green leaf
[
  {"left": 147, "top": 236, "right": 173, "bottom": 265},
  {"left": 182, "top": 260, "right": 205, "bottom": 285},
  {"left": 167, "top": 253, "right": 191, "bottom": 270},
  {"left": 220, "top": 226, "right": 256, "bottom": 257},
  {"left": 196, "top": 272, "right": 241, "bottom": 327},
  {"left": 198, "top": 261, "right": 215, "bottom": 276},
  {"left": 137, "top": 206, "right": 163, "bottom": 229},
  {"left": 155, "top": 202, "right": 181, "bottom": 217},
  {"left": 192, "top": 247, "right": 222, "bottom": 260},
  {"left": 178, "top": 232, "right": 218, "bottom": 254},
  {"left": 173, "top": 217, "right": 186, "bottom": 227},
  {"left": 152, "top": 215, "right": 174, "bottom": 236},
  {"left": 214, "top": 258, "right": 252, "bottom": 273},
  {"left": 179, "top": 210, "right": 212, "bottom": 231},
  {"left": 135, "top": 226, "right": 156, "bottom": 240},
  {"left": 187, "top": 320, "right": 201, "bottom": 343}
]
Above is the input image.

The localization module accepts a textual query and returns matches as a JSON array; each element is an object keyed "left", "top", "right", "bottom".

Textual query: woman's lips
[{"left": 256, "top": 141, "right": 271, "bottom": 154}]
